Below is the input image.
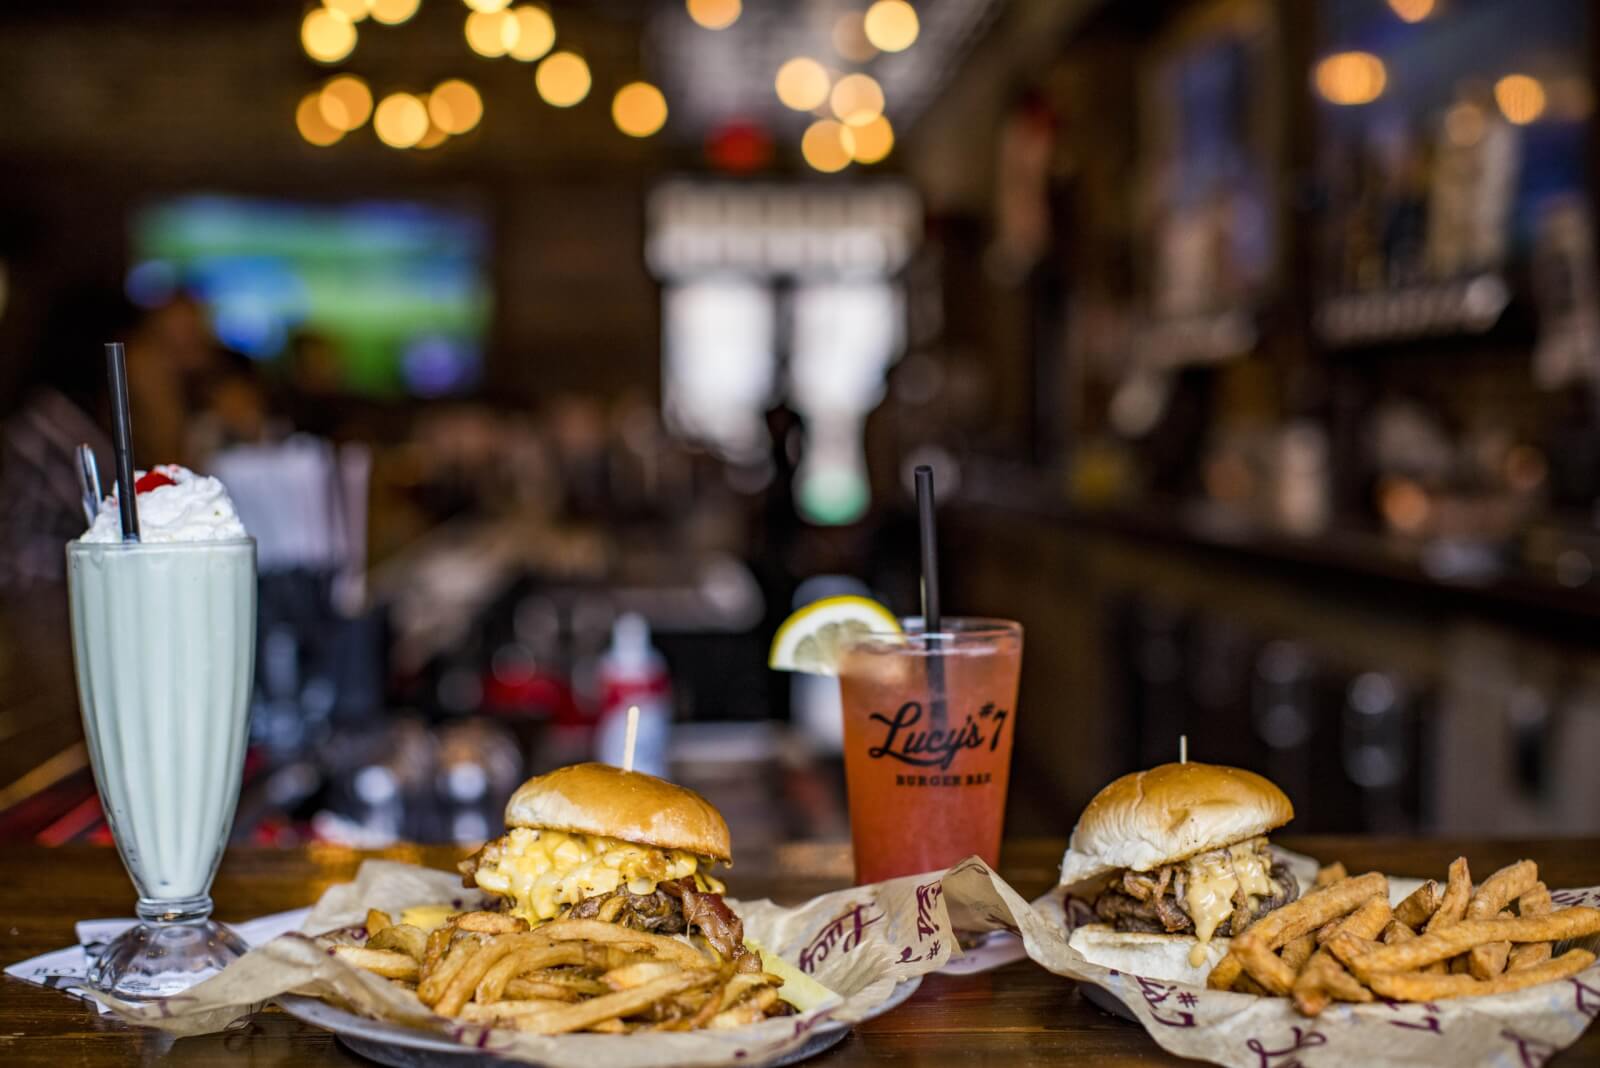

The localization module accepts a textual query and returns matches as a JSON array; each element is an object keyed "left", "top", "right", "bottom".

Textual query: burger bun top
[{"left": 504, "top": 763, "right": 732, "bottom": 863}]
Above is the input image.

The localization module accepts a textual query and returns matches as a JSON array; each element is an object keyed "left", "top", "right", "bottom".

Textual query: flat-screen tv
[{"left": 129, "top": 195, "right": 491, "bottom": 397}]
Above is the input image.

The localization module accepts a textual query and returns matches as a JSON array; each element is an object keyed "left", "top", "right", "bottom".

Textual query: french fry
[
  {"left": 1314, "top": 862, "right": 1348, "bottom": 889},
  {"left": 368, "top": 923, "right": 427, "bottom": 962},
  {"left": 462, "top": 941, "right": 589, "bottom": 1011},
  {"left": 1233, "top": 973, "right": 1272, "bottom": 997},
  {"left": 1331, "top": 908, "right": 1600, "bottom": 979},
  {"left": 459, "top": 998, "right": 572, "bottom": 1024},
  {"left": 1381, "top": 920, "right": 1416, "bottom": 945},
  {"left": 1425, "top": 858, "right": 1471, "bottom": 934},
  {"left": 455, "top": 911, "right": 530, "bottom": 935},
  {"left": 604, "top": 961, "right": 683, "bottom": 991},
  {"left": 709, "top": 986, "right": 780, "bottom": 1030},
  {"left": 1206, "top": 953, "right": 1245, "bottom": 991},
  {"left": 1316, "top": 896, "right": 1393, "bottom": 946},
  {"left": 418, "top": 936, "right": 479, "bottom": 1006},
  {"left": 365, "top": 909, "right": 393, "bottom": 937},
  {"left": 500, "top": 977, "right": 583, "bottom": 1002},
  {"left": 1364, "top": 948, "right": 1596, "bottom": 1001},
  {"left": 1466, "top": 861, "right": 1539, "bottom": 920},
  {"left": 588, "top": 1017, "right": 629, "bottom": 1033},
  {"left": 1232, "top": 872, "right": 1387, "bottom": 994},
  {"left": 1467, "top": 909, "right": 1515, "bottom": 980},
  {"left": 537, "top": 919, "right": 710, "bottom": 969},
  {"left": 334, "top": 945, "right": 420, "bottom": 982},
  {"left": 503, "top": 970, "right": 718, "bottom": 1035},
  {"left": 1508, "top": 884, "right": 1554, "bottom": 972},
  {"left": 1291, "top": 950, "right": 1373, "bottom": 1016},
  {"left": 1393, "top": 880, "right": 1440, "bottom": 930},
  {"left": 1280, "top": 933, "right": 1315, "bottom": 971}
]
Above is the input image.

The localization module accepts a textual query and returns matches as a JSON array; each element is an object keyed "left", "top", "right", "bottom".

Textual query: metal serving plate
[{"left": 278, "top": 976, "right": 922, "bottom": 1068}]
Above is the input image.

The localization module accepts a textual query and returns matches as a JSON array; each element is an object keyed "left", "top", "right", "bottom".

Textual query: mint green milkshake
[{"left": 67, "top": 464, "right": 256, "bottom": 999}]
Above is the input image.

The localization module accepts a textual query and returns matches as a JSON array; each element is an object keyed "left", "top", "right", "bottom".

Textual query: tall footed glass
[{"left": 66, "top": 538, "right": 257, "bottom": 999}]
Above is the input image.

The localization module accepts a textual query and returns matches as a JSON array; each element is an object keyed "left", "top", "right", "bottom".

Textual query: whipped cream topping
[{"left": 82, "top": 464, "right": 248, "bottom": 543}]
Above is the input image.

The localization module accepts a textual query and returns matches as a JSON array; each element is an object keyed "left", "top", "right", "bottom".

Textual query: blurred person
[
  {"left": 124, "top": 291, "right": 226, "bottom": 466},
  {"left": 0, "top": 284, "right": 128, "bottom": 591}
]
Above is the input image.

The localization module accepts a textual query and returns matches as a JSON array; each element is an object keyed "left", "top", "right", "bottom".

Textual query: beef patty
[{"left": 1092, "top": 859, "right": 1299, "bottom": 936}]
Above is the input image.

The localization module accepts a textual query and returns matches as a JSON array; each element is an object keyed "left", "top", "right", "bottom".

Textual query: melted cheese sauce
[
  {"left": 1182, "top": 840, "right": 1274, "bottom": 966},
  {"left": 471, "top": 827, "right": 724, "bottom": 923}
]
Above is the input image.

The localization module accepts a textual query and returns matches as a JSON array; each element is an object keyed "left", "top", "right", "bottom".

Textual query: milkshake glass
[{"left": 66, "top": 536, "right": 256, "bottom": 999}]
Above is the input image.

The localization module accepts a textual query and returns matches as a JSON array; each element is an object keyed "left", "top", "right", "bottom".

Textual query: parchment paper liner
[{"left": 93, "top": 855, "right": 1600, "bottom": 1067}]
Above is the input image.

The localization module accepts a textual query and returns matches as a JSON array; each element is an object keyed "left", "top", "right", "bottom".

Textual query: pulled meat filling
[
  {"left": 1091, "top": 847, "right": 1298, "bottom": 938},
  {"left": 560, "top": 878, "right": 761, "bottom": 972}
]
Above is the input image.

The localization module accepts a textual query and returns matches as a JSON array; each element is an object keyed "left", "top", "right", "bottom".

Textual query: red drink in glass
[{"left": 837, "top": 618, "right": 1023, "bottom": 884}]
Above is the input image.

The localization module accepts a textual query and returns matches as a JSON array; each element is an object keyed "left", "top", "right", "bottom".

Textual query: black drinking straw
[
  {"left": 105, "top": 342, "right": 141, "bottom": 542},
  {"left": 915, "top": 465, "right": 947, "bottom": 730}
]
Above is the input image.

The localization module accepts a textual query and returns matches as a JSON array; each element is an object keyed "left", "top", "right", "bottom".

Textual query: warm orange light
[
  {"left": 369, "top": 0, "right": 421, "bottom": 25},
  {"left": 536, "top": 51, "right": 591, "bottom": 107},
  {"left": 302, "top": 8, "right": 358, "bottom": 64},
  {"left": 612, "top": 81, "right": 668, "bottom": 137},
  {"left": 508, "top": 5, "right": 555, "bottom": 61},
  {"left": 832, "top": 12, "right": 877, "bottom": 63},
  {"left": 775, "top": 57, "right": 830, "bottom": 112},
  {"left": 1386, "top": 0, "right": 1434, "bottom": 21},
  {"left": 296, "top": 92, "right": 343, "bottom": 147},
  {"left": 319, "top": 74, "right": 373, "bottom": 132},
  {"left": 465, "top": 9, "right": 519, "bottom": 57},
  {"left": 323, "top": 0, "right": 370, "bottom": 23},
  {"left": 686, "top": 0, "right": 740, "bottom": 30},
  {"left": 1314, "top": 51, "right": 1386, "bottom": 105},
  {"left": 374, "top": 92, "right": 430, "bottom": 148},
  {"left": 463, "top": 0, "right": 512, "bottom": 12},
  {"left": 430, "top": 79, "right": 484, "bottom": 134},
  {"left": 1494, "top": 74, "right": 1547, "bottom": 125},
  {"left": 801, "top": 119, "right": 854, "bottom": 173},
  {"left": 863, "top": 0, "right": 918, "bottom": 53},
  {"left": 416, "top": 122, "right": 451, "bottom": 150},
  {"left": 830, "top": 72, "right": 884, "bottom": 127},
  {"left": 849, "top": 114, "right": 894, "bottom": 163}
]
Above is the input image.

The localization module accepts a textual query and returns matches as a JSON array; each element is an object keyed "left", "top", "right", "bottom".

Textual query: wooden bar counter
[{"left": 2, "top": 837, "right": 1598, "bottom": 1065}]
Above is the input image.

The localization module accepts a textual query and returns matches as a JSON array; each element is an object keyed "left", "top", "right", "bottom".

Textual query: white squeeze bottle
[{"left": 594, "top": 613, "right": 671, "bottom": 777}]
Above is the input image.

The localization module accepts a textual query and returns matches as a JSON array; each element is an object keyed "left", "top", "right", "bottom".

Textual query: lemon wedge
[{"left": 768, "top": 595, "right": 901, "bottom": 676}]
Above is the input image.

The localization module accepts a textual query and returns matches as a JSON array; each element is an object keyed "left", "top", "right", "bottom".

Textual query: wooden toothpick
[
  {"left": 1179, "top": 735, "right": 1188, "bottom": 764},
  {"left": 622, "top": 705, "right": 640, "bottom": 773}
]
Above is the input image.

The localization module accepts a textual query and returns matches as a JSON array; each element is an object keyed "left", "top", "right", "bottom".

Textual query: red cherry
[{"left": 135, "top": 470, "right": 176, "bottom": 494}]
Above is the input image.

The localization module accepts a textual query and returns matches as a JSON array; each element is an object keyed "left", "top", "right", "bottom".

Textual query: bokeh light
[
  {"left": 1386, "top": 0, "right": 1435, "bottom": 21},
  {"left": 775, "top": 57, "right": 830, "bottom": 112},
  {"left": 863, "top": 0, "right": 918, "bottom": 53},
  {"left": 613, "top": 81, "right": 668, "bottom": 137},
  {"left": 430, "top": 79, "right": 484, "bottom": 134},
  {"left": 508, "top": 5, "right": 555, "bottom": 62},
  {"left": 1494, "top": 74, "right": 1547, "bottom": 125},
  {"left": 319, "top": 74, "right": 373, "bottom": 132},
  {"left": 465, "top": 9, "right": 519, "bottom": 57},
  {"left": 801, "top": 119, "right": 854, "bottom": 173},
  {"left": 832, "top": 12, "right": 878, "bottom": 63},
  {"left": 848, "top": 114, "right": 894, "bottom": 163},
  {"left": 374, "top": 92, "right": 430, "bottom": 148},
  {"left": 302, "top": 8, "right": 358, "bottom": 64},
  {"left": 296, "top": 92, "right": 344, "bottom": 146},
  {"left": 830, "top": 73, "right": 884, "bottom": 127},
  {"left": 369, "top": 0, "right": 421, "bottom": 25},
  {"left": 323, "top": 0, "right": 370, "bottom": 23},
  {"left": 416, "top": 120, "right": 451, "bottom": 150},
  {"left": 1314, "top": 51, "right": 1386, "bottom": 105},
  {"left": 463, "top": 0, "right": 512, "bottom": 12},
  {"left": 686, "top": 0, "right": 740, "bottom": 30},
  {"left": 536, "top": 51, "right": 591, "bottom": 107}
]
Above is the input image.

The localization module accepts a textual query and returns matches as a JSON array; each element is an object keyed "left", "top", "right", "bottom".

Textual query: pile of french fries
[
  {"left": 329, "top": 908, "right": 790, "bottom": 1034},
  {"left": 1207, "top": 857, "right": 1600, "bottom": 1015}
]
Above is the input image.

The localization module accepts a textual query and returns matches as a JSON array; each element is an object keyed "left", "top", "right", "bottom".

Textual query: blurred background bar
[{"left": 2, "top": 0, "right": 1599, "bottom": 851}]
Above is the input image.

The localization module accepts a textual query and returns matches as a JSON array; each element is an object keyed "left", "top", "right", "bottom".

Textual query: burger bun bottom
[{"left": 1066, "top": 924, "right": 1228, "bottom": 988}]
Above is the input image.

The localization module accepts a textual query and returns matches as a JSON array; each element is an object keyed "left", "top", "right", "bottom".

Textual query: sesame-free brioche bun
[
  {"left": 1058, "top": 762, "right": 1293, "bottom": 889},
  {"left": 504, "top": 763, "right": 732, "bottom": 863}
]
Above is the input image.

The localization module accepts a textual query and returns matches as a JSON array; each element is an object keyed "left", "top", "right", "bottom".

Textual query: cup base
[{"left": 88, "top": 919, "right": 248, "bottom": 1001}]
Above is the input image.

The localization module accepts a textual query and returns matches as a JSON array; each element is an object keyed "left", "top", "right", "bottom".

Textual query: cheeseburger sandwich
[
  {"left": 1059, "top": 761, "right": 1301, "bottom": 984},
  {"left": 460, "top": 762, "right": 757, "bottom": 967}
]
